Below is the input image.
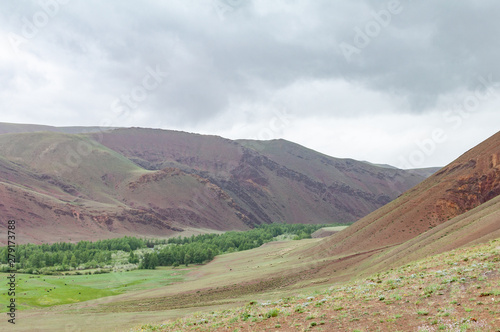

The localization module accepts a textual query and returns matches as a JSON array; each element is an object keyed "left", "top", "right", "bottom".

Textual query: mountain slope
[
  {"left": 362, "top": 193, "right": 500, "bottom": 276},
  {"left": 305, "top": 130, "right": 500, "bottom": 263},
  {"left": 93, "top": 128, "right": 425, "bottom": 226},
  {"left": 0, "top": 132, "right": 248, "bottom": 244},
  {"left": 0, "top": 125, "right": 427, "bottom": 244}
]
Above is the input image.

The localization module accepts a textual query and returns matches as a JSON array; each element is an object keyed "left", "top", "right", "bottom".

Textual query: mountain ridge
[{"left": 0, "top": 124, "right": 427, "bottom": 244}]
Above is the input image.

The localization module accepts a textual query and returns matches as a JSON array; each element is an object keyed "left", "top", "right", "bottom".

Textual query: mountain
[
  {"left": 0, "top": 122, "right": 114, "bottom": 135},
  {"left": 0, "top": 124, "right": 426, "bottom": 244},
  {"left": 407, "top": 166, "right": 443, "bottom": 178},
  {"left": 92, "top": 128, "right": 426, "bottom": 224},
  {"left": 0, "top": 132, "right": 248, "bottom": 244},
  {"left": 301, "top": 130, "right": 500, "bottom": 277}
]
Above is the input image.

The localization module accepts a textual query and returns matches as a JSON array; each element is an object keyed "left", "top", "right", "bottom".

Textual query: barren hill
[
  {"left": 93, "top": 128, "right": 425, "bottom": 226},
  {"left": 305, "top": 130, "right": 500, "bottom": 269},
  {"left": 0, "top": 124, "right": 426, "bottom": 244}
]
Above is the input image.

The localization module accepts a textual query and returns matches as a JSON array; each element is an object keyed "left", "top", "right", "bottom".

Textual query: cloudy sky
[{"left": 1, "top": 0, "right": 499, "bottom": 168}]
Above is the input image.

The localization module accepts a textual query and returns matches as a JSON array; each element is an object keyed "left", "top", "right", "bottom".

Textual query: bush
[{"left": 265, "top": 308, "right": 279, "bottom": 318}]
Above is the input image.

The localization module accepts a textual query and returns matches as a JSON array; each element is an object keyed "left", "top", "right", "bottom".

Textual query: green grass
[
  {"left": 0, "top": 267, "right": 189, "bottom": 312},
  {"left": 318, "top": 226, "right": 349, "bottom": 232}
]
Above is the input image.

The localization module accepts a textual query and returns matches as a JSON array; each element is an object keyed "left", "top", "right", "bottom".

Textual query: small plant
[
  {"left": 240, "top": 311, "right": 251, "bottom": 321},
  {"left": 417, "top": 310, "right": 429, "bottom": 316},
  {"left": 265, "top": 308, "right": 279, "bottom": 318}
]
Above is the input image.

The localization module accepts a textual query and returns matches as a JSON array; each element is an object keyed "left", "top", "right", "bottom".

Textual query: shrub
[{"left": 265, "top": 308, "right": 279, "bottom": 318}]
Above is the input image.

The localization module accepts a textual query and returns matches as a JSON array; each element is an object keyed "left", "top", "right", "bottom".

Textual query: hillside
[
  {"left": 299, "top": 130, "right": 500, "bottom": 275},
  {"left": 135, "top": 239, "right": 500, "bottom": 332},
  {"left": 93, "top": 128, "right": 425, "bottom": 226},
  {"left": 0, "top": 132, "right": 248, "bottom": 244},
  {"left": 0, "top": 125, "right": 425, "bottom": 244}
]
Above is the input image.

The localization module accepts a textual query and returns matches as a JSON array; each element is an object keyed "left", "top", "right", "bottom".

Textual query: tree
[
  {"left": 62, "top": 254, "right": 69, "bottom": 267},
  {"left": 70, "top": 254, "right": 77, "bottom": 268},
  {"left": 149, "top": 253, "right": 158, "bottom": 269},
  {"left": 184, "top": 253, "right": 191, "bottom": 266},
  {"left": 128, "top": 251, "right": 139, "bottom": 264},
  {"left": 206, "top": 248, "right": 215, "bottom": 261},
  {"left": 139, "top": 252, "right": 158, "bottom": 269}
]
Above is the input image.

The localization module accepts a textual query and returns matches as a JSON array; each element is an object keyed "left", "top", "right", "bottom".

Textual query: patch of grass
[
  {"left": 0, "top": 267, "right": 189, "bottom": 312},
  {"left": 265, "top": 308, "right": 279, "bottom": 318}
]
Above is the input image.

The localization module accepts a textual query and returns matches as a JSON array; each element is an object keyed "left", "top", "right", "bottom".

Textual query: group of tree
[
  {"left": 138, "top": 223, "right": 335, "bottom": 269},
  {"left": 0, "top": 223, "right": 346, "bottom": 273},
  {"left": 0, "top": 236, "right": 145, "bottom": 273}
]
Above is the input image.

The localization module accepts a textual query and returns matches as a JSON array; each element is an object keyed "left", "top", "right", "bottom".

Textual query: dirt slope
[{"left": 306, "top": 130, "right": 500, "bottom": 261}]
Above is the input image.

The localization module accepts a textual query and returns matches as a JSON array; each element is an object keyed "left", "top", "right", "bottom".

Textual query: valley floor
[
  {"left": 133, "top": 239, "right": 500, "bottom": 332},
  {"left": 3, "top": 238, "right": 499, "bottom": 331}
]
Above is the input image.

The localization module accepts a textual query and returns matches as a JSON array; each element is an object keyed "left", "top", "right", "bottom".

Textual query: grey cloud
[
  {"left": 2, "top": 0, "right": 500, "bottom": 126},
  {"left": 335, "top": 0, "right": 500, "bottom": 110}
]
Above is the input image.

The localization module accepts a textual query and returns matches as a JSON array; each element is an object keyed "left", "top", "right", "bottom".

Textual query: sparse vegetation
[{"left": 132, "top": 239, "right": 500, "bottom": 331}]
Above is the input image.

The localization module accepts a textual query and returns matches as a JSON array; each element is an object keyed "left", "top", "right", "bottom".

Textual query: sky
[{"left": 1, "top": 0, "right": 499, "bottom": 169}]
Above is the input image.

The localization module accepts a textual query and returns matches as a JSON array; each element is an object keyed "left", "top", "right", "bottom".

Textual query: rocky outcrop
[{"left": 436, "top": 155, "right": 500, "bottom": 221}]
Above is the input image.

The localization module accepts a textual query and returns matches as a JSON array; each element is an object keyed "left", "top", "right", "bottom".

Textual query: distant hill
[
  {"left": 93, "top": 128, "right": 424, "bottom": 225},
  {"left": 0, "top": 123, "right": 426, "bottom": 244},
  {"left": 0, "top": 122, "right": 115, "bottom": 135},
  {"left": 406, "top": 166, "right": 442, "bottom": 178},
  {"left": 362, "top": 160, "right": 441, "bottom": 178}
]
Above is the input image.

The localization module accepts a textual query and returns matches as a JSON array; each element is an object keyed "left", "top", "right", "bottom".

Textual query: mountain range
[{"left": 0, "top": 123, "right": 433, "bottom": 244}]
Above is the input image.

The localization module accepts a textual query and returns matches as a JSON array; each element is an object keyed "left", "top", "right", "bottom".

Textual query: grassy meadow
[{"left": 0, "top": 267, "right": 191, "bottom": 312}]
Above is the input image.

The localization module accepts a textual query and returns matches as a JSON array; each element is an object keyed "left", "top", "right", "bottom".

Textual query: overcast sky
[{"left": 1, "top": 0, "right": 499, "bottom": 168}]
